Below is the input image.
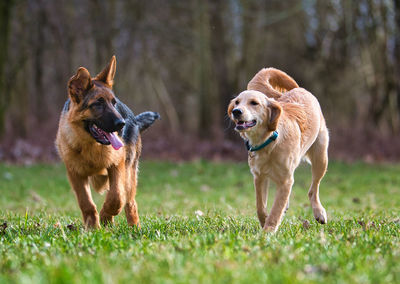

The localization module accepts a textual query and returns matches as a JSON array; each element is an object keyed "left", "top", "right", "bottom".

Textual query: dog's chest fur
[
  {"left": 247, "top": 143, "right": 295, "bottom": 183},
  {"left": 248, "top": 151, "right": 275, "bottom": 177}
]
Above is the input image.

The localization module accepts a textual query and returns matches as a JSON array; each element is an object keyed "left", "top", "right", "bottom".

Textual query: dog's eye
[
  {"left": 235, "top": 100, "right": 240, "bottom": 105},
  {"left": 250, "top": 101, "right": 259, "bottom": 106},
  {"left": 90, "top": 99, "right": 104, "bottom": 108}
]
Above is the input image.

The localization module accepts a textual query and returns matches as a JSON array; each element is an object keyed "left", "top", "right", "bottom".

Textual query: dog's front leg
[
  {"left": 67, "top": 170, "right": 100, "bottom": 229},
  {"left": 124, "top": 162, "right": 140, "bottom": 227},
  {"left": 100, "top": 164, "right": 126, "bottom": 226},
  {"left": 264, "top": 177, "right": 293, "bottom": 233},
  {"left": 254, "top": 175, "right": 269, "bottom": 228}
]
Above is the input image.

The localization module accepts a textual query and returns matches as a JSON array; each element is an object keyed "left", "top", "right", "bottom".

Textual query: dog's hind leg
[
  {"left": 254, "top": 175, "right": 269, "bottom": 228},
  {"left": 100, "top": 163, "right": 126, "bottom": 226},
  {"left": 124, "top": 163, "right": 140, "bottom": 227},
  {"left": 306, "top": 129, "right": 328, "bottom": 224}
]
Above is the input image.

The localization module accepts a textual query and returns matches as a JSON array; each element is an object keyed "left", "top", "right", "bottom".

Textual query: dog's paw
[
  {"left": 263, "top": 225, "right": 278, "bottom": 233},
  {"left": 313, "top": 207, "right": 327, "bottom": 224},
  {"left": 257, "top": 212, "right": 267, "bottom": 228},
  {"left": 100, "top": 211, "right": 115, "bottom": 226},
  {"left": 84, "top": 215, "right": 100, "bottom": 230}
]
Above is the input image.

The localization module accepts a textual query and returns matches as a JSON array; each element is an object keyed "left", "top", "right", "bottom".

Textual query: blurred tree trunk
[
  {"left": 238, "top": 0, "right": 259, "bottom": 85},
  {"left": 362, "top": 0, "right": 397, "bottom": 132},
  {"left": 32, "top": 2, "right": 47, "bottom": 123},
  {"left": 394, "top": 0, "right": 400, "bottom": 131},
  {"left": 90, "top": 0, "right": 116, "bottom": 71},
  {"left": 0, "top": 0, "right": 14, "bottom": 137},
  {"left": 8, "top": 1, "right": 29, "bottom": 138},
  {"left": 208, "top": 0, "right": 232, "bottom": 140},
  {"left": 46, "top": 1, "right": 76, "bottom": 107},
  {"left": 194, "top": 0, "right": 219, "bottom": 138}
]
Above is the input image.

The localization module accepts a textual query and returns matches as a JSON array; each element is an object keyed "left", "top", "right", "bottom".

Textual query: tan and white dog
[{"left": 228, "top": 68, "right": 329, "bottom": 233}]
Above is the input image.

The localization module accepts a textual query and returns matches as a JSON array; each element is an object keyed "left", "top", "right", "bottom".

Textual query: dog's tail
[
  {"left": 247, "top": 68, "right": 299, "bottom": 99},
  {"left": 136, "top": 111, "right": 160, "bottom": 133}
]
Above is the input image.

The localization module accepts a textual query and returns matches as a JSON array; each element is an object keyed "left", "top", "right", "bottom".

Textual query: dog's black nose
[
  {"left": 114, "top": 118, "right": 125, "bottom": 130},
  {"left": 232, "top": 108, "right": 242, "bottom": 118}
]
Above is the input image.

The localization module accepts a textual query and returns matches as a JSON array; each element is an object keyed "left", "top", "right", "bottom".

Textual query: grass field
[{"left": 0, "top": 160, "right": 399, "bottom": 283}]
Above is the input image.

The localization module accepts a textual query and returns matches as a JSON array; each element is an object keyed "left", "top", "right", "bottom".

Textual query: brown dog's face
[
  {"left": 228, "top": 90, "right": 282, "bottom": 133},
  {"left": 67, "top": 56, "right": 125, "bottom": 149}
]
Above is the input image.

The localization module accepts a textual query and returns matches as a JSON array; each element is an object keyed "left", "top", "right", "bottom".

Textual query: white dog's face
[{"left": 228, "top": 90, "right": 281, "bottom": 133}]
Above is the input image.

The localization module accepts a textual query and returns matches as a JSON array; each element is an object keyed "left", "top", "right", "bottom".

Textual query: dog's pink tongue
[{"left": 104, "top": 132, "right": 123, "bottom": 150}]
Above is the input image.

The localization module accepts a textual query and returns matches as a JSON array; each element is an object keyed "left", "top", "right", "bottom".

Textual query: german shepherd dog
[{"left": 56, "top": 56, "right": 159, "bottom": 229}]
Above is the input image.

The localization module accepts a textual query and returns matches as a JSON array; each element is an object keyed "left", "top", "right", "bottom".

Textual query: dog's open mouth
[
  {"left": 235, "top": 120, "right": 256, "bottom": 131},
  {"left": 88, "top": 123, "right": 124, "bottom": 150}
]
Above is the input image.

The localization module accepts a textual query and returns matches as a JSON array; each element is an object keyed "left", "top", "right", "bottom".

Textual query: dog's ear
[
  {"left": 227, "top": 100, "right": 235, "bottom": 117},
  {"left": 68, "top": 67, "right": 92, "bottom": 104},
  {"left": 267, "top": 100, "right": 282, "bottom": 131},
  {"left": 94, "top": 55, "right": 116, "bottom": 87}
]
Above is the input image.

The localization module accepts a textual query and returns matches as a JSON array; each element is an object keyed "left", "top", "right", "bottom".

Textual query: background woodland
[{"left": 1, "top": 0, "right": 400, "bottom": 162}]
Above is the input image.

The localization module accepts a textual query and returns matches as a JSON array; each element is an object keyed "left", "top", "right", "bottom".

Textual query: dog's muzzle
[
  {"left": 85, "top": 121, "right": 124, "bottom": 150},
  {"left": 235, "top": 120, "right": 257, "bottom": 131}
]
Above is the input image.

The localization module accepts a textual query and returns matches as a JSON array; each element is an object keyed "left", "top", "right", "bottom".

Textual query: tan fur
[
  {"left": 247, "top": 68, "right": 299, "bottom": 100},
  {"left": 56, "top": 56, "right": 141, "bottom": 229},
  {"left": 228, "top": 68, "right": 329, "bottom": 233}
]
